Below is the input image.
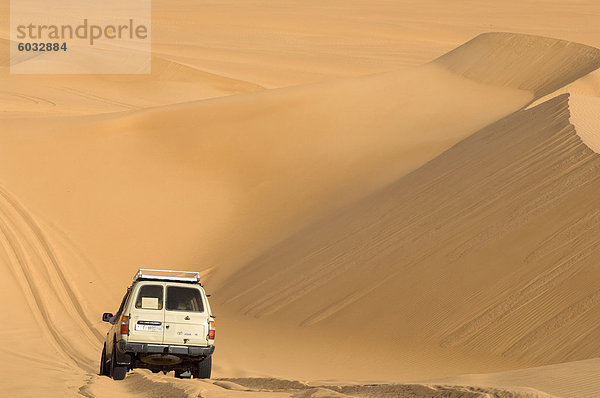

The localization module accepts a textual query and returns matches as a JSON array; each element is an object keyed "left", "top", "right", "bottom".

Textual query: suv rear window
[
  {"left": 135, "top": 285, "right": 163, "bottom": 310},
  {"left": 166, "top": 286, "right": 204, "bottom": 312}
]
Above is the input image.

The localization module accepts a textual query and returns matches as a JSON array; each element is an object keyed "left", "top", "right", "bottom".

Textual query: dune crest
[
  {"left": 568, "top": 94, "right": 600, "bottom": 153},
  {"left": 434, "top": 32, "right": 600, "bottom": 98}
]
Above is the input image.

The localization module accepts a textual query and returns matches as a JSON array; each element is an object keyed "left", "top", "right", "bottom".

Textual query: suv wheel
[
  {"left": 110, "top": 348, "right": 127, "bottom": 380},
  {"left": 100, "top": 345, "right": 110, "bottom": 376},
  {"left": 192, "top": 356, "right": 212, "bottom": 379}
]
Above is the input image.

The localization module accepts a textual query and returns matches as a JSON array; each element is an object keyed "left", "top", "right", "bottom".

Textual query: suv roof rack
[{"left": 133, "top": 268, "right": 201, "bottom": 284}]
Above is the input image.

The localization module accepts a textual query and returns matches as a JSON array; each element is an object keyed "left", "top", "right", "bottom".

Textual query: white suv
[{"left": 100, "top": 269, "right": 215, "bottom": 380}]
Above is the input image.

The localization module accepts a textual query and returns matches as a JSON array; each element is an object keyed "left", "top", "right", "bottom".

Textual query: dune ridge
[
  {"left": 569, "top": 94, "right": 600, "bottom": 153},
  {"left": 434, "top": 32, "right": 600, "bottom": 98}
]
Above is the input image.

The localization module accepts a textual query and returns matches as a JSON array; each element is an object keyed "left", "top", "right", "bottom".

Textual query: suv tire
[
  {"left": 193, "top": 356, "right": 212, "bottom": 379},
  {"left": 100, "top": 345, "right": 110, "bottom": 376},
  {"left": 110, "top": 349, "right": 127, "bottom": 380}
]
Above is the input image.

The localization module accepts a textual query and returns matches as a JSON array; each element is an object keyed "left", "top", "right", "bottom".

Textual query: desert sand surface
[{"left": 3, "top": 1, "right": 600, "bottom": 397}]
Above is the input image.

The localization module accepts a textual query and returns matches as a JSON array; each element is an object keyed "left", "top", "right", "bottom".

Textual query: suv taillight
[
  {"left": 121, "top": 315, "right": 129, "bottom": 335},
  {"left": 208, "top": 320, "right": 215, "bottom": 340}
]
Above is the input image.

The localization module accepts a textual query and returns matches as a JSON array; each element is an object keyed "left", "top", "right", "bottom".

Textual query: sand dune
[
  {"left": 434, "top": 33, "right": 600, "bottom": 98},
  {"left": 2, "top": 1, "right": 600, "bottom": 395},
  {"left": 148, "top": 0, "right": 600, "bottom": 87},
  {"left": 217, "top": 92, "right": 600, "bottom": 381},
  {"left": 0, "top": 34, "right": 534, "bottom": 294},
  {"left": 435, "top": 358, "right": 600, "bottom": 398},
  {"left": 0, "top": 54, "right": 265, "bottom": 116},
  {"left": 3, "top": 33, "right": 598, "bottom": 294}
]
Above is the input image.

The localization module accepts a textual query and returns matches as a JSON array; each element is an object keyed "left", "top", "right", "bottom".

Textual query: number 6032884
[{"left": 17, "top": 42, "right": 67, "bottom": 52}]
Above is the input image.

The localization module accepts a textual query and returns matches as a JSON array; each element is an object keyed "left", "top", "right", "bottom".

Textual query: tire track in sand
[{"left": 0, "top": 186, "right": 102, "bottom": 373}]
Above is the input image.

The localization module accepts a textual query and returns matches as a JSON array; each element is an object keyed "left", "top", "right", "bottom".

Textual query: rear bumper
[{"left": 117, "top": 340, "right": 215, "bottom": 357}]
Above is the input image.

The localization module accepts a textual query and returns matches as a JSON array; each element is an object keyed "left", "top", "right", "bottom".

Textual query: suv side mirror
[{"left": 102, "top": 313, "right": 114, "bottom": 322}]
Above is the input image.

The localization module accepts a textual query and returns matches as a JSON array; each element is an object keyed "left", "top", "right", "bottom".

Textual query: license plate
[{"left": 136, "top": 324, "right": 163, "bottom": 332}]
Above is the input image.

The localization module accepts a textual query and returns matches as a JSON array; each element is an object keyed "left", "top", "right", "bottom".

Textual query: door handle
[
  {"left": 165, "top": 325, "right": 169, "bottom": 329},
  {"left": 184, "top": 316, "right": 190, "bottom": 320}
]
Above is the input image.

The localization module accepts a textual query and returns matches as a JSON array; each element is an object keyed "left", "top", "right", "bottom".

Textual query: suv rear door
[
  {"left": 128, "top": 282, "right": 165, "bottom": 343},
  {"left": 163, "top": 285, "right": 209, "bottom": 346}
]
